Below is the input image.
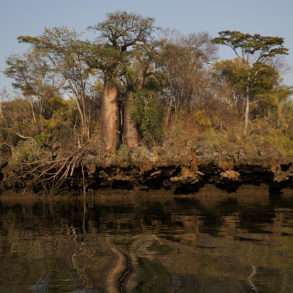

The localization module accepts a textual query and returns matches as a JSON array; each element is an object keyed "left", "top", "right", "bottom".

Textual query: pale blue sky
[{"left": 1, "top": 0, "right": 292, "bottom": 93}]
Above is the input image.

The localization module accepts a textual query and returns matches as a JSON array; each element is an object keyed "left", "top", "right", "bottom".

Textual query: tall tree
[
  {"left": 15, "top": 27, "right": 96, "bottom": 143},
  {"left": 89, "top": 11, "right": 156, "bottom": 151},
  {"left": 5, "top": 49, "right": 60, "bottom": 128},
  {"left": 123, "top": 42, "right": 164, "bottom": 147},
  {"left": 159, "top": 33, "right": 216, "bottom": 124},
  {"left": 213, "top": 31, "right": 289, "bottom": 134}
]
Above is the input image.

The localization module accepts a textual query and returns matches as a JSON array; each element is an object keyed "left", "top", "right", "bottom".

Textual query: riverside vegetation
[{"left": 1, "top": 11, "right": 293, "bottom": 195}]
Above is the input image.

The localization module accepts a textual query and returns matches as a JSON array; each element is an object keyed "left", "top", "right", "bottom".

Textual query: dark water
[{"left": 1, "top": 186, "right": 293, "bottom": 293}]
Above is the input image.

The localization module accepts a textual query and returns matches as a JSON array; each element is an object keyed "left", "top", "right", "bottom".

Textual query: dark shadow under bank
[{"left": 0, "top": 162, "right": 293, "bottom": 196}]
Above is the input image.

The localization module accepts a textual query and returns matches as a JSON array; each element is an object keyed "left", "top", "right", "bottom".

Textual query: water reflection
[{"left": 1, "top": 187, "right": 293, "bottom": 292}]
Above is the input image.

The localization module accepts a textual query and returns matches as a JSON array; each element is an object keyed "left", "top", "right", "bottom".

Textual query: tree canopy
[
  {"left": 213, "top": 30, "right": 289, "bottom": 63},
  {"left": 2, "top": 12, "right": 292, "bottom": 180}
]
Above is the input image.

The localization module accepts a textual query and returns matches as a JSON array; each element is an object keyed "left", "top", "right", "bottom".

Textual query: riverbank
[{"left": 1, "top": 158, "right": 293, "bottom": 195}]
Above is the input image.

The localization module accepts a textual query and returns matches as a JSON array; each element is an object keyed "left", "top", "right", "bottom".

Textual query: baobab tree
[{"left": 89, "top": 11, "right": 156, "bottom": 151}]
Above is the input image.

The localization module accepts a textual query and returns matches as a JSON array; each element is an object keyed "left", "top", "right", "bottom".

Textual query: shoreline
[{"left": 1, "top": 161, "right": 293, "bottom": 196}]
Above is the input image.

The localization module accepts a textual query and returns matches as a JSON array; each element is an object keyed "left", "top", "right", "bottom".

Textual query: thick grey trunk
[
  {"left": 124, "top": 94, "right": 139, "bottom": 148},
  {"left": 102, "top": 83, "right": 119, "bottom": 152}
]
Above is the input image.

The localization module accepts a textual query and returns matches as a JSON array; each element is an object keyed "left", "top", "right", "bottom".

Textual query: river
[{"left": 1, "top": 185, "right": 293, "bottom": 292}]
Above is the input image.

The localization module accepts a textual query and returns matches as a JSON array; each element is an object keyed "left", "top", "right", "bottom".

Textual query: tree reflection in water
[{"left": 0, "top": 187, "right": 293, "bottom": 292}]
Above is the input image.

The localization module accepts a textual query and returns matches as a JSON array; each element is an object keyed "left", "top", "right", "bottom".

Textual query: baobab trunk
[
  {"left": 124, "top": 94, "right": 139, "bottom": 148},
  {"left": 102, "top": 83, "right": 119, "bottom": 152}
]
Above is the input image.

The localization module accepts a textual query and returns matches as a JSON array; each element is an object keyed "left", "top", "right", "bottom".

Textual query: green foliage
[
  {"left": 213, "top": 31, "right": 288, "bottom": 62},
  {"left": 93, "top": 11, "right": 155, "bottom": 49},
  {"left": 214, "top": 57, "right": 290, "bottom": 121},
  {"left": 265, "top": 130, "right": 293, "bottom": 158},
  {"left": 34, "top": 133, "right": 49, "bottom": 146},
  {"left": 42, "top": 99, "right": 76, "bottom": 145},
  {"left": 196, "top": 121, "right": 293, "bottom": 163},
  {"left": 10, "top": 140, "right": 41, "bottom": 166},
  {"left": 194, "top": 110, "right": 212, "bottom": 129},
  {"left": 131, "top": 91, "right": 164, "bottom": 146},
  {"left": 214, "top": 59, "right": 280, "bottom": 97},
  {"left": 214, "top": 58, "right": 250, "bottom": 96},
  {"left": 106, "top": 144, "right": 131, "bottom": 166},
  {"left": 213, "top": 30, "right": 290, "bottom": 135},
  {"left": 2, "top": 17, "right": 293, "bottom": 174},
  {"left": 42, "top": 95, "right": 68, "bottom": 119}
]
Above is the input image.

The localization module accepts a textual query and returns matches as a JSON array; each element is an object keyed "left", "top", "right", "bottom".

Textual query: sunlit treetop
[
  {"left": 89, "top": 11, "right": 156, "bottom": 52},
  {"left": 213, "top": 30, "right": 289, "bottom": 64}
]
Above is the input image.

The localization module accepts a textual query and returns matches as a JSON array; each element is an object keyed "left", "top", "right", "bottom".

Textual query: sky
[{"left": 1, "top": 0, "right": 293, "bottom": 94}]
